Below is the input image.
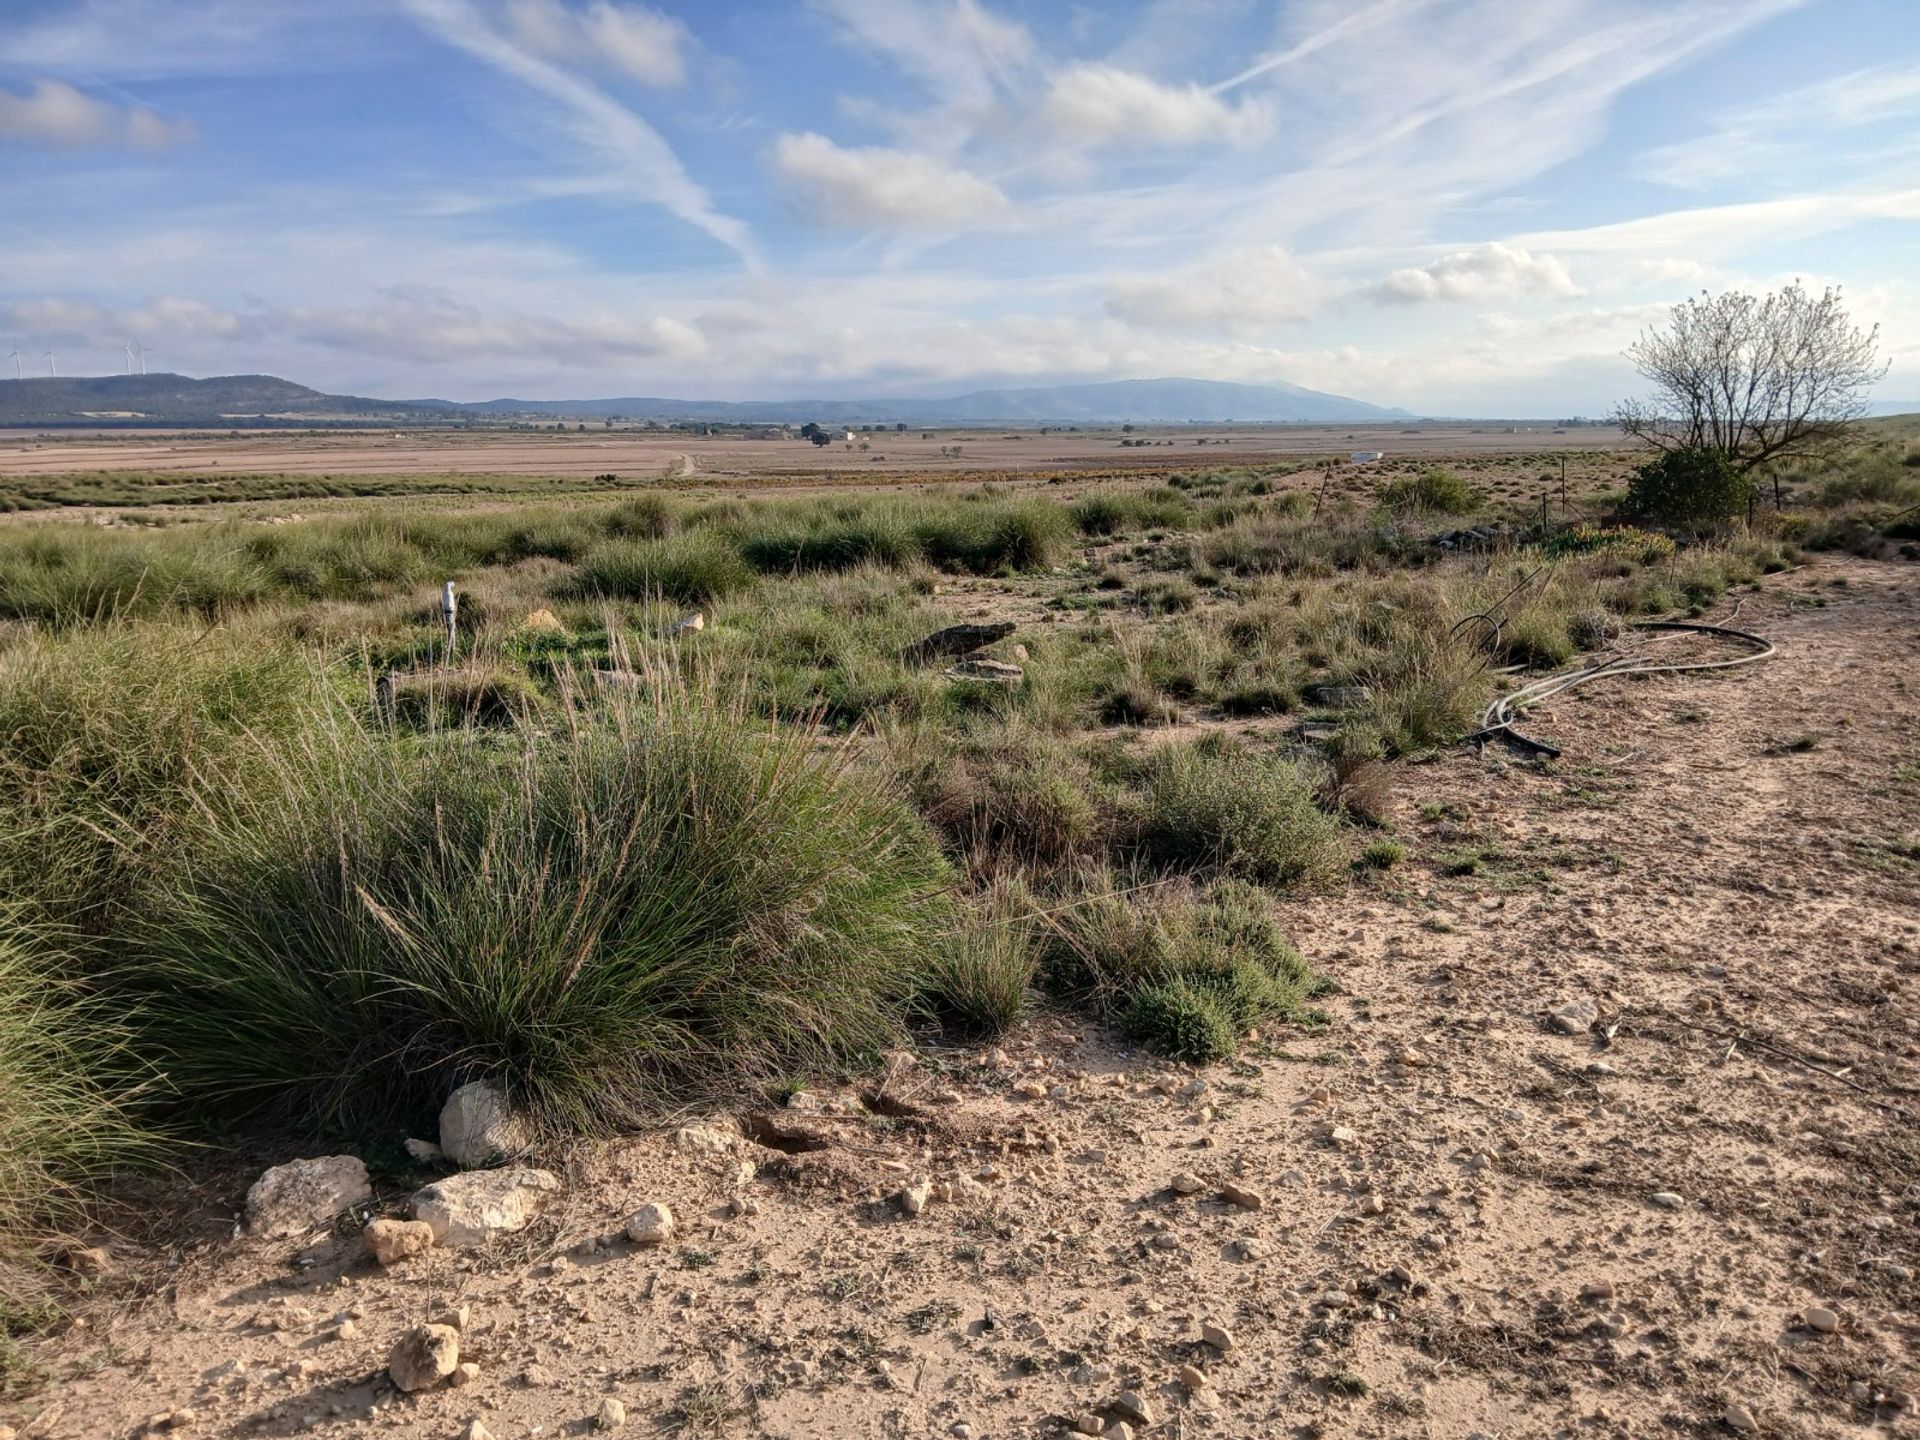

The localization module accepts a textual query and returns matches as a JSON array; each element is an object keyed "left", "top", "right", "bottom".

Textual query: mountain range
[{"left": 0, "top": 373, "right": 1410, "bottom": 427}]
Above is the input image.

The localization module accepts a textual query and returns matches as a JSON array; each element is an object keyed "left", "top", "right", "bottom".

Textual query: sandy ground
[
  {"left": 7, "top": 555, "right": 1917, "bottom": 1440},
  {"left": 0, "top": 423, "right": 1629, "bottom": 483}
]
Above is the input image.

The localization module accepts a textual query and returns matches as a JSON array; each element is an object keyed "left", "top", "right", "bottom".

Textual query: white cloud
[
  {"left": 1041, "top": 64, "right": 1271, "bottom": 148},
  {"left": 1372, "top": 243, "right": 1578, "bottom": 304},
  {"left": 504, "top": 0, "right": 690, "bottom": 87},
  {"left": 772, "top": 132, "right": 1010, "bottom": 229},
  {"left": 401, "top": 0, "right": 754, "bottom": 260},
  {"left": 1642, "top": 62, "right": 1920, "bottom": 187},
  {"left": 1105, "top": 248, "right": 1323, "bottom": 331},
  {"left": 0, "top": 79, "right": 193, "bottom": 150}
]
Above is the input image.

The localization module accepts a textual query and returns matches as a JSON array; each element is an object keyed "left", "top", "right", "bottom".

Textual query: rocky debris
[
  {"left": 673, "top": 1123, "right": 736, "bottom": 1156},
  {"left": 245, "top": 1156, "right": 371, "bottom": 1238},
  {"left": 411, "top": 1168, "right": 561, "bottom": 1247},
  {"left": 594, "top": 1397, "right": 628, "bottom": 1430},
  {"left": 450, "top": 1363, "right": 481, "bottom": 1388},
  {"left": 388, "top": 1324, "right": 460, "bottom": 1392},
  {"left": 365, "top": 1217, "right": 436, "bottom": 1266},
  {"left": 944, "top": 657, "right": 1023, "bottom": 684},
  {"left": 1579, "top": 1279, "right": 1615, "bottom": 1302},
  {"left": 461, "top": 1419, "right": 495, "bottom": 1440},
  {"left": 1110, "top": 1391, "right": 1155, "bottom": 1426},
  {"left": 1220, "top": 1182, "right": 1264, "bottom": 1211},
  {"left": 668, "top": 612, "right": 705, "bottom": 637},
  {"left": 900, "top": 1178, "right": 933, "bottom": 1216},
  {"left": 438, "top": 1080, "right": 528, "bottom": 1169},
  {"left": 1723, "top": 1401, "right": 1759, "bottom": 1433},
  {"left": 1550, "top": 996, "right": 1600, "bottom": 1035},
  {"left": 1201, "top": 1320, "right": 1235, "bottom": 1352},
  {"left": 1650, "top": 1191, "right": 1685, "bottom": 1210},
  {"left": 1071, "top": 1415, "right": 1103, "bottom": 1436},
  {"left": 1169, "top": 1172, "right": 1205, "bottom": 1196},
  {"left": 1804, "top": 1305, "right": 1839, "bottom": 1334},
  {"left": 624, "top": 1202, "right": 676, "bottom": 1246},
  {"left": 903, "top": 621, "right": 1015, "bottom": 666},
  {"left": 403, "top": 1138, "right": 444, "bottom": 1164},
  {"left": 1226, "top": 1237, "right": 1266, "bottom": 1262},
  {"left": 1179, "top": 1364, "right": 1208, "bottom": 1392}
]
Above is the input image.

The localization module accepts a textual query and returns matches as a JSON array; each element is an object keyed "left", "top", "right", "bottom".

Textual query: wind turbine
[
  {"left": 44, "top": 345, "right": 57, "bottom": 377},
  {"left": 133, "top": 340, "right": 149, "bottom": 375},
  {"left": 124, "top": 341, "right": 136, "bottom": 374},
  {"left": 6, "top": 348, "right": 19, "bottom": 380}
]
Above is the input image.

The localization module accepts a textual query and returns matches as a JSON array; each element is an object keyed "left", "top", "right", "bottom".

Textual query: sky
[{"left": 1, "top": 0, "right": 1917, "bottom": 415}]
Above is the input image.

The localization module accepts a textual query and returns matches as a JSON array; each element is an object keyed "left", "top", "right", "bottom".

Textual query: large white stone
[
  {"left": 411, "top": 1168, "right": 560, "bottom": 1247},
  {"left": 245, "top": 1156, "right": 371, "bottom": 1238},
  {"left": 438, "top": 1081, "right": 529, "bottom": 1169}
]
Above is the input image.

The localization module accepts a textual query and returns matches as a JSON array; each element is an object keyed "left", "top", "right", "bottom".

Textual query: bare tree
[{"left": 1614, "top": 283, "right": 1886, "bottom": 484}]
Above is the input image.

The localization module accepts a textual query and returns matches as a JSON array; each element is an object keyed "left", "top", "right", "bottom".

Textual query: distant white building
[{"left": 1350, "top": 450, "right": 1384, "bottom": 463}]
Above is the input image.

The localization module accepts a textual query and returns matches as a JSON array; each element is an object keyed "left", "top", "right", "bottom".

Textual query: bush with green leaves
[
  {"left": 573, "top": 532, "right": 755, "bottom": 605},
  {"left": 131, "top": 685, "right": 957, "bottom": 1135},
  {"left": 1379, "top": 468, "right": 1480, "bottom": 514},
  {"left": 1044, "top": 877, "right": 1323, "bottom": 1062},
  {"left": 1141, "top": 741, "right": 1340, "bottom": 887},
  {"left": 1624, "top": 447, "right": 1754, "bottom": 529}
]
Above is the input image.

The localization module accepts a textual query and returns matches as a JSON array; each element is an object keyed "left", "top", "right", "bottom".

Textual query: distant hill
[
  {"left": 0, "top": 374, "right": 455, "bottom": 426},
  {"left": 0, "top": 372, "right": 1406, "bottom": 428},
  {"left": 459, "top": 377, "right": 1410, "bottom": 425}
]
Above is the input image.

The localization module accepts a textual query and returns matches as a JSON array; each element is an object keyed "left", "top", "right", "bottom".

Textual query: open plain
[{"left": 0, "top": 419, "right": 1916, "bottom": 1440}]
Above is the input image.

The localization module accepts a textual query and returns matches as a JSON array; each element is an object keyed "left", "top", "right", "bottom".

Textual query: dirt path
[{"left": 9, "top": 556, "right": 1917, "bottom": 1440}]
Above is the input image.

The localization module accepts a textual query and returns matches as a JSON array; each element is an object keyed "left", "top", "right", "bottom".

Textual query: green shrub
[
  {"left": 1358, "top": 838, "right": 1405, "bottom": 869},
  {"left": 1142, "top": 743, "right": 1340, "bottom": 887},
  {"left": 574, "top": 533, "right": 754, "bottom": 604},
  {"left": 1124, "top": 980, "right": 1235, "bottom": 1062},
  {"left": 1625, "top": 448, "right": 1754, "bottom": 528},
  {"left": 1540, "top": 525, "right": 1676, "bottom": 564},
  {"left": 1045, "top": 877, "right": 1321, "bottom": 1061},
  {"left": 913, "top": 501, "right": 1070, "bottom": 574},
  {"left": 919, "top": 881, "right": 1035, "bottom": 1036},
  {"left": 1379, "top": 469, "right": 1480, "bottom": 514},
  {"left": 603, "top": 495, "right": 679, "bottom": 539},
  {"left": 131, "top": 686, "right": 956, "bottom": 1134}
]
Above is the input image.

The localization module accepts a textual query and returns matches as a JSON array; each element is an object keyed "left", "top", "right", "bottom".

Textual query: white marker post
[{"left": 440, "top": 581, "right": 458, "bottom": 662}]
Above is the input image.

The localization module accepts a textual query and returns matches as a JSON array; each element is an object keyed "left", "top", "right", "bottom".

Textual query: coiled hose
[{"left": 1468, "top": 621, "right": 1777, "bottom": 758}]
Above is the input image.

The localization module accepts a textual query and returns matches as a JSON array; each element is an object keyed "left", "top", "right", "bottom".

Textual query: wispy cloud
[
  {"left": 503, "top": 0, "right": 692, "bottom": 88},
  {"left": 0, "top": 79, "right": 194, "bottom": 150},
  {"left": 772, "top": 133, "right": 1011, "bottom": 229},
  {"left": 1640, "top": 61, "right": 1920, "bottom": 187},
  {"left": 1041, "top": 64, "right": 1271, "bottom": 149},
  {"left": 399, "top": 0, "right": 755, "bottom": 261}
]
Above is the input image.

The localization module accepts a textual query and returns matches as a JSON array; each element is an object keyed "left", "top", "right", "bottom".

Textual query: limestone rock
[
  {"left": 388, "top": 1324, "right": 460, "bottom": 1392},
  {"left": 1220, "top": 1182, "right": 1264, "bottom": 1211},
  {"left": 1201, "top": 1320, "right": 1235, "bottom": 1352},
  {"left": 673, "top": 1123, "right": 736, "bottom": 1157},
  {"left": 245, "top": 1156, "right": 371, "bottom": 1238},
  {"left": 403, "top": 1138, "right": 444, "bottom": 1164},
  {"left": 624, "top": 1202, "right": 676, "bottom": 1246},
  {"left": 1551, "top": 996, "right": 1599, "bottom": 1035},
  {"left": 595, "top": 1397, "right": 628, "bottom": 1430},
  {"left": 900, "top": 1178, "right": 933, "bottom": 1216},
  {"left": 438, "top": 1081, "right": 528, "bottom": 1169},
  {"left": 365, "top": 1217, "right": 436, "bottom": 1266},
  {"left": 411, "top": 1168, "right": 560, "bottom": 1247}
]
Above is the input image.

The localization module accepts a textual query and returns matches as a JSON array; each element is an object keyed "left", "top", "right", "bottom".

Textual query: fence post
[{"left": 441, "top": 581, "right": 458, "bottom": 662}]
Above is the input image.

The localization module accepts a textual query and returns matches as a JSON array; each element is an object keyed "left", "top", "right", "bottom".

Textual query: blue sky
[{"left": 1, "top": 0, "right": 1916, "bottom": 413}]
